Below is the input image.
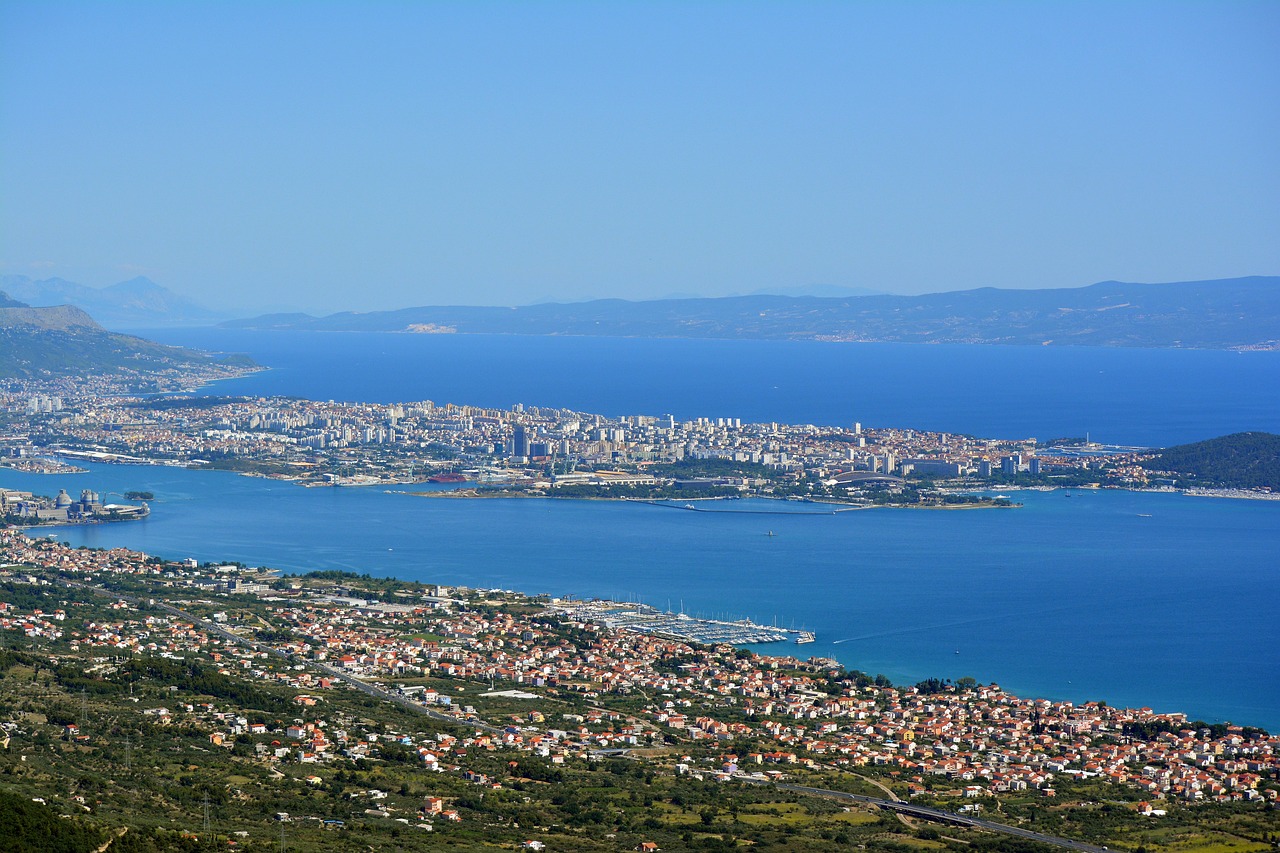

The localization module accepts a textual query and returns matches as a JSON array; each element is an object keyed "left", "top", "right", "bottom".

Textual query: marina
[{"left": 547, "top": 599, "right": 812, "bottom": 646}]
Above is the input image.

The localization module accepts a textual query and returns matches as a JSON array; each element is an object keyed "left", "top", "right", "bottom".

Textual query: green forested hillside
[
  {"left": 1142, "top": 432, "right": 1280, "bottom": 489},
  {"left": 0, "top": 789, "right": 106, "bottom": 853}
]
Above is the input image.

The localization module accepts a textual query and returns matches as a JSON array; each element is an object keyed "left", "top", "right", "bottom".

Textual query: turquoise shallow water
[{"left": 4, "top": 462, "right": 1277, "bottom": 730}]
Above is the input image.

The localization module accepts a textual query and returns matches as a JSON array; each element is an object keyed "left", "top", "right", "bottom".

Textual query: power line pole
[{"left": 202, "top": 794, "right": 212, "bottom": 848}]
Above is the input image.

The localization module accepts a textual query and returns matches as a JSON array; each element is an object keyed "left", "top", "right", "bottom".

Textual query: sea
[
  {"left": 152, "top": 328, "right": 1280, "bottom": 447},
  {"left": 5, "top": 330, "right": 1279, "bottom": 729}
]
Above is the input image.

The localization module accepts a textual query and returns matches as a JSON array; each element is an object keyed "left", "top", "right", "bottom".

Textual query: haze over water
[{"left": 9, "top": 331, "right": 1280, "bottom": 729}]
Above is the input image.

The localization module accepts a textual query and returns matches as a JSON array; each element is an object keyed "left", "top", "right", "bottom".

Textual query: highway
[{"left": 738, "top": 778, "right": 1109, "bottom": 853}]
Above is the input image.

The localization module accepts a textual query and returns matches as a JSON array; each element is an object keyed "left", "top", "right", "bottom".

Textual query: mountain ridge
[
  {"left": 0, "top": 274, "right": 227, "bottom": 329},
  {"left": 222, "top": 276, "right": 1280, "bottom": 350},
  {"left": 0, "top": 290, "right": 254, "bottom": 382}
]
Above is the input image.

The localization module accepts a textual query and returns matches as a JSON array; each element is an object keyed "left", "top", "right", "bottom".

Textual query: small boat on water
[{"left": 795, "top": 631, "right": 816, "bottom": 645}]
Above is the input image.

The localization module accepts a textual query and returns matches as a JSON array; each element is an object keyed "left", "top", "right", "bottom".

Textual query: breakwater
[{"left": 548, "top": 599, "right": 809, "bottom": 646}]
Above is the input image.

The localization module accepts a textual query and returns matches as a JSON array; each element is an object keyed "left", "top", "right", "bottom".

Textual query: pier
[{"left": 547, "top": 599, "right": 810, "bottom": 646}]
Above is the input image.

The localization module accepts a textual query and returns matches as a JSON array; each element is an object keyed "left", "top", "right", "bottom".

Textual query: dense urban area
[{"left": 2, "top": 374, "right": 1211, "bottom": 509}]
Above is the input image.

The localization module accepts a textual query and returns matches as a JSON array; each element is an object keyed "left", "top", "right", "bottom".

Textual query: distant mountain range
[
  {"left": 0, "top": 274, "right": 226, "bottom": 329},
  {"left": 0, "top": 292, "right": 251, "bottom": 381},
  {"left": 224, "top": 276, "right": 1280, "bottom": 350}
]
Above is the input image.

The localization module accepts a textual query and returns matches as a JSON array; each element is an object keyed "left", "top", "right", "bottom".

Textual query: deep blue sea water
[
  {"left": 7, "top": 331, "right": 1279, "bottom": 728},
  {"left": 142, "top": 329, "right": 1280, "bottom": 447}
]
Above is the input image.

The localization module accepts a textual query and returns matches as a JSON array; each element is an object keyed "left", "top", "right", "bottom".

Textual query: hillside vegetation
[
  {"left": 1141, "top": 432, "right": 1280, "bottom": 489},
  {"left": 0, "top": 292, "right": 254, "bottom": 382}
]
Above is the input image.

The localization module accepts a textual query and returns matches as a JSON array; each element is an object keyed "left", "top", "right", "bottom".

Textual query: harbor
[{"left": 547, "top": 599, "right": 812, "bottom": 646}]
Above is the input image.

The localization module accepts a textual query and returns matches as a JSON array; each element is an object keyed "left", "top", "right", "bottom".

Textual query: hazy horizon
[{"left": 2, "top": 2, "right": 1278, "bottom": 316}]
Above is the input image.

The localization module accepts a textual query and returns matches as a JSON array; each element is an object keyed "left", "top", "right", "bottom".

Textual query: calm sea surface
[
  {"left": 143, "top": 329, "right": 1280, "bottom": 447},
  {"left": 8, "top": 331, "right": 1279, "bottom": 728}
]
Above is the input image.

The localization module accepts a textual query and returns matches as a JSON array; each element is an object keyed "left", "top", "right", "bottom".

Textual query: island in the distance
[{"left": 223, "top": 276, "right": 1280, "bottom": 350}]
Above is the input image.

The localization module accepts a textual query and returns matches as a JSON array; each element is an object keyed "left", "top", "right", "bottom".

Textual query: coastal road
[{"left": 739, "top": 778, "right": 1109, "bottom": 853}]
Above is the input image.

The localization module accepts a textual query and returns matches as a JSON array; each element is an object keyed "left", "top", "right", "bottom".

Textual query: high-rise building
[{"left": 513, "top": 425, "right": 529, "bottom": 458}]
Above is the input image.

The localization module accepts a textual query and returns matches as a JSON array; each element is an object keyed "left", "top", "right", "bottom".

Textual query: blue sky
[{"left": 2, "top": 1, "right": 1277, "bottom": 315}]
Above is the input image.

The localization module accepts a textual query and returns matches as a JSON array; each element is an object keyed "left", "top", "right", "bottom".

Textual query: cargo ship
[{"left": 428, "top": 472, "right": 467, "bottom": 483}]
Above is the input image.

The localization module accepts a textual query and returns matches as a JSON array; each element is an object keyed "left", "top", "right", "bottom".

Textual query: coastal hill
[
  {"left": 1140, "top": 431, "right": 1280, "bottom": 490},
  {"left": 0, "top": 292, "right": 253, "bottom": 381},
  {"left": 0, "top": 273, "right": 227, "bottom": 329},
  {"left": 223, "top": 276, "right": 1280, "bottom": 350}
]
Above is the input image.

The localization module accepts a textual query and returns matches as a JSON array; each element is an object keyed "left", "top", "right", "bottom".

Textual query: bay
[
  {"left": 8, "top": 331, "right": 1279, "bottom": 729},
  {"left": 3, "top": 462, "right": 1276, "bottom": 731}
]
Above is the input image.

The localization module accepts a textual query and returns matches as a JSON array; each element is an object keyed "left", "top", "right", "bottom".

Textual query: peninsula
[
  {"left": 6, "top": 378, "right": 1275, "bottom": 505},
  {"left": 0, "top": 291, "right": 258, "bottom": 391}
]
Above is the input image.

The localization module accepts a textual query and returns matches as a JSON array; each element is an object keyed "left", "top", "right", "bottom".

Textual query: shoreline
[
  {"left": 41, "top": 449, "right": 1274, "bottom": 505},
  {"left": 398, "top": 489, "right": 1015, "bottom": 510},
  {"left": 210, "top": 324, "right": 1280, "bottom": 352},
  {"left": 189, "top": 467, "right": 1280, "bottom": 502},
  {"left": 11, "top": 455, "right": 1275, "bottom": 506},
  {"left": 12, "top": 524, "right": 1267, "bottom": 732},
  {"left": 3, "top": 479, "right": 1272, "bottom": 730},
  {"left": 986, "top": 483, "right": 1280, "bottom": 502}
]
